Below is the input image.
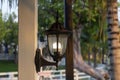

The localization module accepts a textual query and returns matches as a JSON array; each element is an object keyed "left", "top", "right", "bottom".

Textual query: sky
[{"left": 0, "top": 0, "right": 18, "bottom": 21}]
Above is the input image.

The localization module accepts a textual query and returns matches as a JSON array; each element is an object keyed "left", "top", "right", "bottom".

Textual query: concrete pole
[{"left": 18, "top": 0, "right": 38, "bottom": 80}]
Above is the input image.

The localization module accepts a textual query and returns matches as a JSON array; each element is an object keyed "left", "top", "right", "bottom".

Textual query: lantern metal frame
[
  {"left": 34, "top": 14, "right": 71, "bottom": 73},
  {"left": 45, "top": 15, "right": 71, "bottom": 64}
]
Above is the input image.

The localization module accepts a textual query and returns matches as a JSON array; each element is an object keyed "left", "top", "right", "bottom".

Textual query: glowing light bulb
[{"left": 53, "top": 42, "right": 62, "bottom": 53}]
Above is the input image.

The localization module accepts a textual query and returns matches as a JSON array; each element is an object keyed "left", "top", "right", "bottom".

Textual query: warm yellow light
[
  {"left": 53, "top": 42, "right": 61, "bottom": 49},
  {"left": 53, "top": 42, "right": 62, "bottom": 52}
]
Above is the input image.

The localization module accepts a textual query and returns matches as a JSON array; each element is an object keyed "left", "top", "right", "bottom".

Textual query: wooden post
[
  {"left": 64, "top": 0, "right": 74, "bottom": 80},
  {"left": 18, "top": 0, "right": 38, "bottom": 80}
]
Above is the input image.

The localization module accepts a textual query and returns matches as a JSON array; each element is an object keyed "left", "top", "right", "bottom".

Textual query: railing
[
  {"left": 0, "top": 72, "right": 18, "bottom": 80},
  {"left": 39, "top": 69, "right": 91, "bottom": 80},
  {"left": 0, "top": 69, "right": 91, "bottom": 80}
]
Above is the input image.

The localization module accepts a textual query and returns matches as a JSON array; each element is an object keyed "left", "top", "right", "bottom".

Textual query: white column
[{"left": 18, "top": 0, "right": 38, "bottom": 80}]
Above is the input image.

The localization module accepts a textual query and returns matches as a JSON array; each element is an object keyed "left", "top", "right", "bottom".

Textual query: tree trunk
[
  {"left": 107, "top": 0, "right": 120, "bottom": 80},
  {"left": 94, "top": 52, "right": 97, "bottom": 68},
  {"left": 101, "top": 49, "right": 105, "bottom": 64},
  {"left": 93, "top": 47, "right": 97, "bottom": 68},
  {"left": 73, "top": 25, "right": 109, "bottom": 80},
  {"left": 88, "top": 51, "right": 91, "bottom": 65}
]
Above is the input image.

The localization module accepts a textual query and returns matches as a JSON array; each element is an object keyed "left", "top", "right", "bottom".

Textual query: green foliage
[
  {"left": 38, "top": 0, "right": 64, "bottom": 36},
  {"left": 3, "top": 12, "right": 18, "bottom": 45},
  {"left": 72, "top": 0, "right": 108, "bottom": 57},
  {"left": 0, "top": 10, "right": 7, "bottom": 42},
  {"left": 118, "top": 2, "right": 120, "bottom": 7},
  {"left": 0, "top": 11, "right": 18, "bottom": 49},
  {"left": 37, "top": 0, "right": 108, "bottom": 57}
]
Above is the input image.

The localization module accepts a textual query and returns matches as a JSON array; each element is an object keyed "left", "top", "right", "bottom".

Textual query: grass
[{"left": 0, "top": 60, "right": 18, "bottom": 72}]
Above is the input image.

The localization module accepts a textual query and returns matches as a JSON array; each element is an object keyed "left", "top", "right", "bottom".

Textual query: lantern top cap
[
  {"left": 45, "top": 21, "right": 72, "bottom": 34},
  {"left": 45, "top": 12, "right": 72, "bottom": 35}
]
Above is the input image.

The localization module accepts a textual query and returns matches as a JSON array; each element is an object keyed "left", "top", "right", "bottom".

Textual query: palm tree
[{"left": 107, "top": 0, "right": 120, "bottom": 80}]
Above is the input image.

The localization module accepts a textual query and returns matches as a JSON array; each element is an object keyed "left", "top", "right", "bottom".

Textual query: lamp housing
[{"left": 45, "top": 20, "right": 71, "bottom": 63}]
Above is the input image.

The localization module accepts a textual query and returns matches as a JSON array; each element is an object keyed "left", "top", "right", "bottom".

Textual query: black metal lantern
[
  {"left": 34, "top": 14, "right": 71, "bottom": 73},
  {"left": 45, "top": 16, "right": 71, "bottom": 65}
]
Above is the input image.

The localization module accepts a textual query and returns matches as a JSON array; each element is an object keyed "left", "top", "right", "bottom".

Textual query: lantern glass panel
[
  {"left": 48, "top": 35, "right": 57, "bottom": 55},
  {"left": 48, "top": 34, "right": 68, "bottom": 56},
  {"left": 58, "top": 35, "right": 68, "bottom": 55}
]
